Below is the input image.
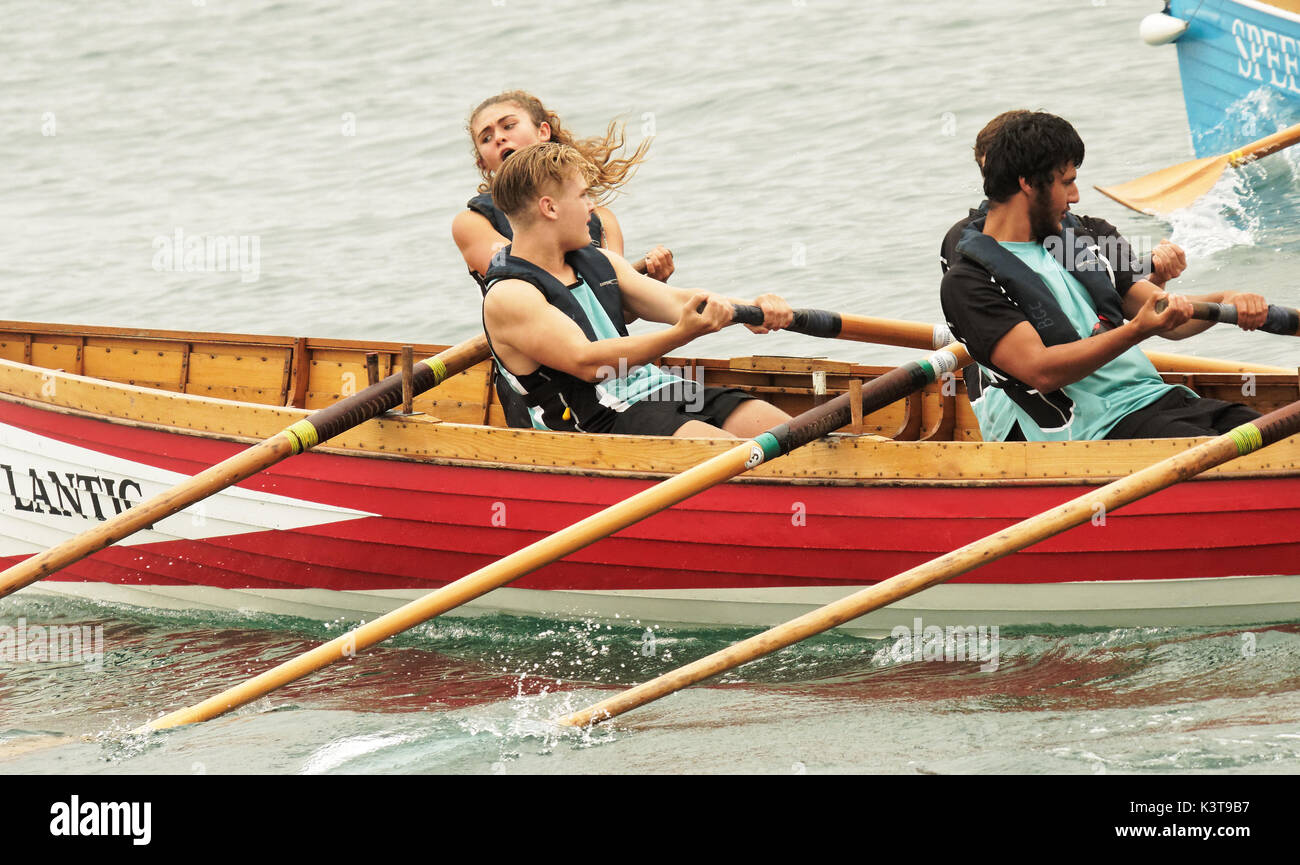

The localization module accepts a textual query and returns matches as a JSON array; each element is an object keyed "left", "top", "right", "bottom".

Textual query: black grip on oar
[
  {"left": 306, "top": 365, "right": 441, "bottom": 443},
  {"left": 761, "top": 351, "right": 956, "bottom": 457},
  {"left": 729, "top": 304, "right": 843, "bottom": 338},
  {"left": 1155, "top": 299, "right": 1300, "bottom": 336},
  {"left": 1262, "top": 304, "right": 1300, "bottom": 336}
]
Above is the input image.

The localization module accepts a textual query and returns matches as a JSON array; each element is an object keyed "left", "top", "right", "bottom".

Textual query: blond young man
[{"left": 481, "top": 142, "right": 793, "bottom": 438}]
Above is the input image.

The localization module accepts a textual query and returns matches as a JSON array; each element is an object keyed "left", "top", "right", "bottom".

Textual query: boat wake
[{"left": 1169, "top": 90, "right": 1300, "bottom": 258}]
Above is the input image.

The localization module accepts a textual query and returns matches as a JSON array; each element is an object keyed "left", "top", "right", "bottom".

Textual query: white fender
[{"left": 1140, "top": 12, "right": 1190, "bottom": 45}]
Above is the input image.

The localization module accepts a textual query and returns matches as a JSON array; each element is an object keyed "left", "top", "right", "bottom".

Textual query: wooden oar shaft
[
  {"left": 1097, "top": 121, "right": 1300, "bottom": 214},
  {"left": 0, "top": 336, "right": 490, "bottom": 600},
  {"left": 733, "top": 308, "right": 953, "bottom": 350},
  {"left": 800, "top": 310, "right": 1287, "bottom": 373},
  {"left": 141, "top": 342, "right": 971, "bottom": 730},
  {"left": 837, "top": 313, "right": 954, "bottom": 349},
  {"left": 559, "top": 400, "right": 1300, "bottom": 727},
  {"left": 0, "top": 437, "right": 291, "bottom": 600},
  {"left": 143, "top": 440, "right": 759, "bottom": 730},
  {"left": 1228, "top": 121, "right": 1300, "bottom": 165}
]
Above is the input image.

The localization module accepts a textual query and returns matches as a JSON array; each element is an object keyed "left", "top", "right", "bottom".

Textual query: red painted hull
[{"left": 3, "top": 399, "right": 1298, "bottom": 603}]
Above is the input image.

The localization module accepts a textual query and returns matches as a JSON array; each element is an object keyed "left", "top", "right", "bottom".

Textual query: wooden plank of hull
[{"left": 82, "top": 337, "right": 188, "bottom": 392}]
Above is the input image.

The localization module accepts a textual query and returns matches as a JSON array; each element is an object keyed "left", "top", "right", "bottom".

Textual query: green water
[{"left": 3, "top": 594, "right": 1298, "bottom": 774}]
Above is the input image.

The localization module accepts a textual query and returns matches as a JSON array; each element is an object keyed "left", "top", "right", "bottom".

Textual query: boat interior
[{"left": 3, "top": 319, "right": 1298, "bottom": 446}]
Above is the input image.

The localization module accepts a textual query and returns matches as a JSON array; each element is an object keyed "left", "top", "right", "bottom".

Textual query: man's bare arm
[
  {"left": 991, "top": 290, "right": 1191, "bottom": 393},
  {"left": 451, "top": 210, "right": 508, "bottom": 277},
  {"left": 484, "top": 280, "right": 733, "bottom": 383},
  {"left": 600, "top": 249, "right": 794, "bottom": 332},
  {"left": 1122, "top": 281, "right": 1269, "bottom": 339}
]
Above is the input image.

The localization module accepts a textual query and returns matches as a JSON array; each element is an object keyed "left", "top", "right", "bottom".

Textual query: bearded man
[{"left": 939, "top": 112, "right": 1267, "bottom": 442}]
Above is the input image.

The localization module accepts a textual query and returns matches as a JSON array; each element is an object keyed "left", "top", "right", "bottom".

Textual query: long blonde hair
[{"left": 468, "top": 90, "right": 651, "bottom": 204}]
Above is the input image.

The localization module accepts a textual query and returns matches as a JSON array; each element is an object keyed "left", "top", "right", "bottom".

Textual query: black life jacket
[
  {"left": 465, "top": 192, "right": 604, "bottom": 296},
  {"left": 951, "top": 213, "right": 1127, "bottom": 431},
  {"left": 482, "top": 245, "right": 630, "bottom": 432}
]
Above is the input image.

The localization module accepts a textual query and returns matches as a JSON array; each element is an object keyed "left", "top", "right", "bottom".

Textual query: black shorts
[
  {"left": 609, "top": 386, "right": 755, "bottom": 437},
  {"left": 1104, "top": 388, "right": 1261, "bottom": 440}
]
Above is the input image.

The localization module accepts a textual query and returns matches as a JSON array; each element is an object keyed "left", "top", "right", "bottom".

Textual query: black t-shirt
[{"left": 938, "top": 212, "right": 1146, "bottom": 373}]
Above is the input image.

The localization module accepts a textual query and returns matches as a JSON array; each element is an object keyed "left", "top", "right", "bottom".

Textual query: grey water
[{"left": 2, "top": 0, "right": 1299, "bottom": 775}]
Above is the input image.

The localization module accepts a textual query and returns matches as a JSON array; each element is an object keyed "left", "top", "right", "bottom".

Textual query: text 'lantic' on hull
[{"left": 2, "top": 320, "right": 1298, "bottom": 637}]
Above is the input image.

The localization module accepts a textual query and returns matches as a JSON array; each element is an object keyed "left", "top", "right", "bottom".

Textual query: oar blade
[{"left": 1093, "top": 154, "right": 1228, "bottom": 215}]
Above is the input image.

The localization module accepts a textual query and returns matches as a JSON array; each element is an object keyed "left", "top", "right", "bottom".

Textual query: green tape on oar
[
  {"left": 282, "top": 420, "right": 321, "bottom": 455},
  {"left": 1228, "top": 423, "right": 1264, "bottom": 456},
  {"left": 755, "top": 431, "right": 781, "bottom": 462},
  {"left": 421, "top": 358, "right": 448, "bottom": 381}
]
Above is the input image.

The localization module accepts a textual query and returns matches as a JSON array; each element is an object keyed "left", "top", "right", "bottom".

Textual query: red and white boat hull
[{"left": 4, "top": 400, "right": 1299, "bottom": 636}]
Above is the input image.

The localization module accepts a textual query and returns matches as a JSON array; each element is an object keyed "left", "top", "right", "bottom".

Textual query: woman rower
[{"left": 452, "top": 90, "right": 674, "bottom": 293}]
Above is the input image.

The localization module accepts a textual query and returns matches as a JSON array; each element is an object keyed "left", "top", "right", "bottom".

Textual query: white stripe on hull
[
  {"left": 0, "top": 421, "right": 373, "bottom": 557},
  {"left": 25, "top": 575, "right": 1300, "bottom": 637}
]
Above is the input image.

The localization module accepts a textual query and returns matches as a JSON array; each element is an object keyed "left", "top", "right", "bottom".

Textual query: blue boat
[{"left": 1148, "top": 1, "right": 1300, "bottom": 155}]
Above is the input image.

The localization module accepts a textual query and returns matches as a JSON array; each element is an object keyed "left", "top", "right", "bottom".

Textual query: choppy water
[
  {"left": 4, "top": 594, "right": 1300, "bottom": 775},
  {"left": 2, "top": 0, "right": 1300, "bottom": 776}
]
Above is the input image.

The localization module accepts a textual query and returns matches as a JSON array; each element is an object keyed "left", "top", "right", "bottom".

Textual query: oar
[
  {"left": 803, "top": 310, "right": 1292, "bottom": 375},
  {"left": 136, "top": 339, "right": 973, "bottom": 731},
  {"left": 1095, "top": 121, "right": 1300, "bottom": 215},
  {"left": 559, "top": 399, "right": 1300, "bottom": 727},
  {"left": 1155, "top": 299, "right": 1300, "bottom": 337},
  {"left": 0, "top": 336, "right": 491, "bottom": 600}
]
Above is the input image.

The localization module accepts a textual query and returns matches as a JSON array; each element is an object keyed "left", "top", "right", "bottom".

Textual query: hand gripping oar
[
  {"left": 0, "top": 336, "right": 491, "bottom": 600},
  {"left": 136, "top": 340, "right": 972, "bottom": 731},
  {"left": 1095, "top": 121, "right": 1300, "bottom": 215},
  {"left": 559, "top": 399, "right": 1300, "bottom": 728},
  {"left": 1154, "top": 299, "right": 1300, "bottom": 337}
]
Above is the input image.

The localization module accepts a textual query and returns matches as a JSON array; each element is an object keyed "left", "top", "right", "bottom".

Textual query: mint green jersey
[
  {"left": 971, "top": 242, "right": 1185, "bottom": 442},
  {"left": 568, "top": 276, "right": 684, "bottom": 407}
]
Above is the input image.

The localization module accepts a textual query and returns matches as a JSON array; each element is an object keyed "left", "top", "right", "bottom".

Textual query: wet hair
[
  {"left": 973, "top": 110, "right": 1032, "bottom": 168},
  {"left": 981, "top": 112, "right": 1085, "bottom": 203},
  {"left": 491, "top": 142, "right": 598, "bottom": 221},
  {"left": 467, "top": 90, "right": 650, "bottom": 204}
]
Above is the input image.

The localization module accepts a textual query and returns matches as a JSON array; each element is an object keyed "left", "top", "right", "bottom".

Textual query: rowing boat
[
  {"left": 1145, "top": 0, "right": 1300, "bottom": 156},
  {"left": 2, "top": 319, "right": 1298, "bottom": 636}
]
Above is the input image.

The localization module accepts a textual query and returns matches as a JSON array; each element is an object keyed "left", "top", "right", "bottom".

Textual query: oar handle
[
  {"left": 730, "top": 304, "right": 843, "bottom": 338},
  {"left": 1154, "top": 299, "right": 1300, "bottom": 336}
]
